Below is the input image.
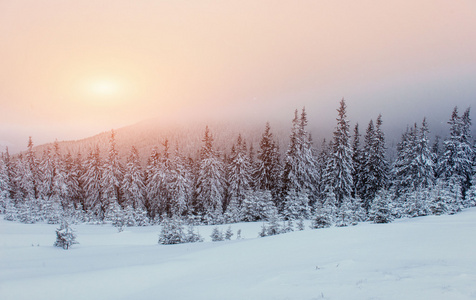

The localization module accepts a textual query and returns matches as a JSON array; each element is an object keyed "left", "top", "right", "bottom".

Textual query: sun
[{"left": 89, "top": 79, "right": 120, "bottom": 97}]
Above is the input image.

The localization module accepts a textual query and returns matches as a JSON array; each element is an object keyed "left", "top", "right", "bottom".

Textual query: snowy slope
[{"left": 1, "top": 209, "right": 476, "bottom": 300}]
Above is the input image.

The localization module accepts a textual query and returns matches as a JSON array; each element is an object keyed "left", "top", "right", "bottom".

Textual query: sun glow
[
  {"left": 90, "top": 80, "right": 119, "bottom": 97},
  {"left": 78, "top": 76, "right": 129, "bottom": 106}
]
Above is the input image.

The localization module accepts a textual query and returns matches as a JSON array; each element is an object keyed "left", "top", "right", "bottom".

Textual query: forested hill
[{"left": 32, "top": 118, "right": 292, "bottom": 162}]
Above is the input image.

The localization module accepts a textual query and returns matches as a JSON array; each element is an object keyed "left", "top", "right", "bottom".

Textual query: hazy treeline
[{"left": 0, "top": 100, "right": 475, "bottom": 227}]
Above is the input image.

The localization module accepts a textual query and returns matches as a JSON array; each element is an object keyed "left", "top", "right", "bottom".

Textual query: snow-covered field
[{"left": 1, "top": 209, "right": 476, "bottom": 300}]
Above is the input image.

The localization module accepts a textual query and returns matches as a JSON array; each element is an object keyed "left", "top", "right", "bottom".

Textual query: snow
[{"left": 1, "top": 210, "right": 476, "bottom": 300}]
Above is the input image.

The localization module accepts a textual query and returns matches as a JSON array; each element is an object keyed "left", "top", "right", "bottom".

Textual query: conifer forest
[{"left": 1, "top": 100, "right": 475, "bottom": 233}]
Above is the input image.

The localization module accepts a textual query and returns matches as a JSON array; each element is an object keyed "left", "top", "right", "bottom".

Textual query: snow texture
[{"left": 1, "top": 209, "right": 476, "bottom": 300}]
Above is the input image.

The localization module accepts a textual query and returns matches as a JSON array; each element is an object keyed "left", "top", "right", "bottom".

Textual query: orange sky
[{"left": 1, "top": 0, "right": 476, "bottom": 152}]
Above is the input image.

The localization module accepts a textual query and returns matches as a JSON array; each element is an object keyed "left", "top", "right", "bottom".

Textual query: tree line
[{"left": 0, "top": 100, "right": 475, "bottom": 227}]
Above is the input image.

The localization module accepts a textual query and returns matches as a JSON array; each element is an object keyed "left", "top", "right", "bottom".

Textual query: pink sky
[{"left": 1, "top": 0, "right": 475, "bottom": 152}]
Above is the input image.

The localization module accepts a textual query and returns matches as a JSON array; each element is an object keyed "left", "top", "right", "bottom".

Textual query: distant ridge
[{"left": 32, "top": 118, "right": 294, "bottom": 163}]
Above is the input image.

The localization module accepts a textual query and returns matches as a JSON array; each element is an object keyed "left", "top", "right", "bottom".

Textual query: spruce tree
[
  {"left": 328, "top": 99, "right": 354, "bottom": 205},
  {"left": 281, "top": 108, "right": 317, "bottom": 211},
  {"left": 361, "top": 115, "right": 389, "bottom": 210},
  {"left": 352, "top": 123, "right": 364, "bottom": 199},
  {"left": 101, "top": 130, "right": 124, "bottom": 212},
  {"left": 227, "top": 134, "right": 252, "bottom": 208},
  {"left": 145, "top": 146, "right": 161, "bottom": 219},
  {"left": 438, "top": 107, "right": 474, "bottom": 199},
  {"left": 254, "top": 122, "right": 281, "bottom": 200},
  {"left": 0, "top": 152, "right": 11, "bottom": 214},
  {"left": 122, "top": 146, "right": 146, "bottom": 210},
  {"left": 169, "top": 146, "right": 193, "bottom": 217},
  {"left": 81, "top": 146, "right": 103, "bottom": 220},
  {"left": 195, "top": 126, "right": 226, "bottom": 224},
  {"left": 369, "top": 190, "right": 394, "bottom": 224},
  {"left": 54, "top": 220, "right": 78, "bottom": 250}
]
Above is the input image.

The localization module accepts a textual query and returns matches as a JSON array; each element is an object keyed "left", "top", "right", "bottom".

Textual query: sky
[{"left": 1, "top": 0, "right": 475, "bottom": 153}]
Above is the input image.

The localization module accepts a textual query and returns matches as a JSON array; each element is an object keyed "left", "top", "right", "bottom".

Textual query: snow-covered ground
[{"left": 1, "top": 209, "right": 476, "bottom": 300}]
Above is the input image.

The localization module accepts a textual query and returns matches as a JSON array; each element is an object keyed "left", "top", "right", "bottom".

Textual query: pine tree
[
  {"left": 54, "top": 220, "right": 78, "bottom": 250},
  {"left": 169, "top": 147, "right": 193, "bottom": 217},
  {"left": 361, "top": 115, "right": 389, "bottom": 210},
  {"left": 210, "top": 227, "right": 224, "bottom": 241},
  {"left": 15, "top": 138, "right": 41, "bottom": 223},
  {"left": 316, "top": 139, "right": 331, "bottom": 203},
  {"left": 64, "top": 151, "right": 82, "bottom": 211},
  {"left": 122, "top": 146, "right": 146, "bottom": 210},
  {"left": 255, "top": 122, "right": 281, "bottom": 200},
  {"left": 195, "top": 127, "right": 225, "bottom": 224},
  {"left": 81, "top": 146, "right": 103, "bottom": 220},
  {"left": 438, "top": 107, "right": 474, "bottom": 199},
  {"left": 352, "top": 123, "right": 364, "bottom": 199},
  {"left": 281, "top": 108, "right": 317, "bottom": 211},
  {"left": 328, "top": 99, "right": 354, "bottom": 205},
  {"left": 158, "top": 216, "right": 186, "bottom": 245},
  {"left": 369, "top": 190, "right": 394, "bottom": 224},
  {"left": 101, "top": 130, "right": 124, "bottom": 210},
  {"left": 145, "top": 146, "right": 161, "bottom": 219},
  {"left": 282, "top": 189, "right": 311, "bottom": 220},
  {"left": 310, "top": 188, "right": 336, "bottom": 229},
  {"left": 225, "top": 226, "right": 234, "bottom": 240},
  {"left": 227, "top": 134, "right": 252, "bottom": 209},
  {"left": 0, "top": 151, "right": 11, "bottom": 214},
  {"left": 241, "top": 190, "right": 277, "bottom": 222},
  {"left": 335, "top": 196, "right": 353, "bottom": 227},
  {"left": 38, "top": 141, "right": 67, "bottom": 224}
]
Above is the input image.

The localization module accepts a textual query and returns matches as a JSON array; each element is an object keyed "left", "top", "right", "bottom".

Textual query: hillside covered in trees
[{"left": 0, "top": 100, "right": 475, "bottom": 229}]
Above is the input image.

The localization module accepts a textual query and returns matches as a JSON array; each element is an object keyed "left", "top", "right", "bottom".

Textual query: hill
[{"left": 32, "top": 117, "right": 296, "bottom": 162}]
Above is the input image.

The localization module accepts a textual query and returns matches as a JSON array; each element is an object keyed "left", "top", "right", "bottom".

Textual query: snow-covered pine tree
[
  {"left": 281, "top": 108, "right": 317, "bottom": 211},
  {"left": 352, "top": 123, "right": 364, "bottom": 199},
  {"left": 224, "top": 195, "right": 243, "bottom": 223},
  {"left": 169, "top": 146, "right": 193, "bottom": 217},
  {"left": 38, "top": 141, "right": 68, "bottom": 224},
  {"left": 335, "top": 196, "right": 354, "bottom": 227},
  {"left": 0, "top": 151, "right": 11, "bottom": 214},
  {"left": 414, "top": 118, "right": 436, "bottom": 189},
  {"left": 310, "top": 188, "right": 337, "bottom": 229},
  {"left": 392, "top": 125, "right": 415, "bottom": 198},
  {"left": 438, "top": 107, "right": 474, "bottom": 199},
  {"left": 428, "top": 179, "right": 451, "bottom": 215},
  {"left": 195, "top": 127, "right": 226, "bottom": 224},
  {"left": 403, "top": 188, "right": 431, "bottom": 218},
  {"left": 282, "top": 189, "right": 311, "bottom": 220},
  {"left": 226, "top": 134, "right": 252, "bottom": 212},
  {"left": 225, "top": 226, "right": 234, "bottom": 240},
  {"left": 183, "top": 224, "right": 203, "bottom": 243},
  {"left": 316, "top": 139, "right": 331, "bottom": 203},
  {"left": 145, "top": 146, "right": 161, "bottom": 220},
  {"left": 328, "top": 99, "right": 354, "bottom": 206},
  {"left": 158, "top": 216, "right": 186, "bottom": 245},
  {"left": 254, "top": 122, "right": 281, "bottom": 199},
  {"left": 241, "top": 189, "right": 277, "bottom": 222},
  {"left": 81, "top": 146, "right": 103, "bottom": 220},
  {"left": 106, "top": 201, "right": 125, "bottom": 230},
  {"left": 54, "top": 220, "right": 78, "bottom": 250},
  {"left": 122, "top": 146, "right": 146, "bottom": 210},
  {"left": 64, "top": 151, "right": 82, "bottom": 214},
  {"left": 361, "top": 115, "right": 389, "bottom": 211},
  {"left": 260, "top": 208, "right": 282, "bottom": 237},
  {"left": 16, "top": 138, "right": 41, "bottom": 223},
  {"left": 369, "top": 190, "right": 394, "bottom": 224},
  {"left": 210, "top": 227, "right": 224, "bottom": 241},
  {"left": 101, "top": 130, "right": 124, "bottom": 213}
]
